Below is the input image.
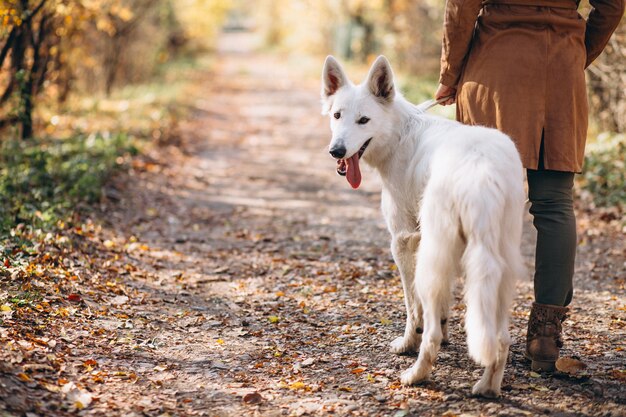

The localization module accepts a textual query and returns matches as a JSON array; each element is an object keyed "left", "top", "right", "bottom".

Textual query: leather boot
[{"left": 525, "top": 302, "right": 568, "bottom": 372}]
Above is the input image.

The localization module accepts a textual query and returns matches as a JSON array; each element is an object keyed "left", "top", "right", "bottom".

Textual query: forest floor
[{"left": 1, "top": 32, "right": 625, "bottom": 417}]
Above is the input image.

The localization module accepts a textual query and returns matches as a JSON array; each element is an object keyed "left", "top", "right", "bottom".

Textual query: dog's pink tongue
[{"left": 346, "top": 153, "right": 361, "bottom": 189}]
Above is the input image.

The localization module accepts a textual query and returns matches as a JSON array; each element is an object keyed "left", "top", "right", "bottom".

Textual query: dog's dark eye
[
  {"left": 333, "top": 112, "right": 341, "bottom": 119},
  {"left": 357, "top": 116, "right": 370, "bottom": 125}
]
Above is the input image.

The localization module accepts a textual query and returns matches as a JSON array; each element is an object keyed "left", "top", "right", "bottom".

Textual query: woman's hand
[{"left": 435, "top": 84, "right": 457, "bottom": 106}]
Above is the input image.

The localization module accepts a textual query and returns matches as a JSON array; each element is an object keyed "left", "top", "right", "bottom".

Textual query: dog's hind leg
[
  {"left": 389, "top": 231, "right": 423, "bottom": 354},
  {"left": 472, "top": 292, "right": 511, "bottom": 398},
  {"left": 471, "top": 336, "right": 510, "bottom": 398},
  {"left": 473, "top": 233, "right": 520, "bottom": 397},
  {"left": 400, "top": 231, "right": 457, "bottom": 385},
  {"left": 471, "top": 202, "right": 521, "bottom": 397}
]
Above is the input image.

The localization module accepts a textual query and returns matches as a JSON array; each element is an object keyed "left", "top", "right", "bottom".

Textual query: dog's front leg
[{"left": 389, "top": 231, "right": 423, "bottom": 355}]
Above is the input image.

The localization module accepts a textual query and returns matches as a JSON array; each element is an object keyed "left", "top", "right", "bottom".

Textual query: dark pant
[{"left": 527, "top": 168, "right": 576, "bottom": 306}]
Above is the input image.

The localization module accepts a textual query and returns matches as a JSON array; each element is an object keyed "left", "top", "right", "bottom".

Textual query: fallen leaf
[
  {"left": 61, "top": 381, "right": 93, "bottom": 410},
  {"left": 110, "top": 295, "right": 129, "bottom": 306},
  {"left": 216, "top": 339, "right": 225, "bottom": 345},
  {"left": 66, "top": 387, "right": 93, "bottom": 410},
  {"left": 68, "top": 294, "right": 82, "bottom": 303},
  {"left": 17, "top": 373, "right": 31, "bottom": 382},
  {"left": 268, "top": 316, "right": 280, "bottom": 324},
  {"left": 83, "top": 359, "right": 98, "bottom": 368},
  {"left": 243, "top": 391, "right": 264, "bottom": 404},
  {"left": 301, "top": 358, "right": 315, "bottom": 367},
  {"left": 555, "top": 357, "right": 588, "bottom": 377},
  {"left": 289, "top": 381, "right": 310, "bottom": 391},
  {"left": 610, "top": 369, "right": 626, "bottom": 381}
]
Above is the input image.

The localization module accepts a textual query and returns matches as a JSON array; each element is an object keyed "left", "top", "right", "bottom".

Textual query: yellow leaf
[
  {"left": 1, "top": 304, "right": 12, "bottom": 312},
  {"left": 380, "top": 318, "right": 392, "bottom": 325},
  {"left": 17, "top": 373, "right": 31, "bottom": 382},
  {"left": 216, "top": 339, "right": 225, "bottom": 345},
  {"left": 268, "top": 316, "right": 280, "bottom": 324},
  {"left": 289, "top": 381, "right": 310, "bottom": 391}
]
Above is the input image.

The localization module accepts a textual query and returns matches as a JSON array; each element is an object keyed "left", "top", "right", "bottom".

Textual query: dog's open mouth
[{"left": 336, "top": 138, "right": 371, "bottom": 189}]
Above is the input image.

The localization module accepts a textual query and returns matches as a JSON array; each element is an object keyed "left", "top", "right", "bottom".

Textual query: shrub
[{"left": 578, "top": 133, "right": 626, "bottom": 209}]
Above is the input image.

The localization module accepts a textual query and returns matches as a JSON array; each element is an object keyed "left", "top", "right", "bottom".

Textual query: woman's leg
[
  {"left": 526, "top": 169, "right": 576, "bottom": 306},
  {"left": 525, "top": 167, "right": 576, "bottom": 371}
]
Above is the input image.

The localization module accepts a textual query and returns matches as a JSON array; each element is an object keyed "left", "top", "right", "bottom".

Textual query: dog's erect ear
[
  {"left": 367, "top": 56, "right": 395, "bottom": 103},
  {"left": 322, "top": 56, "right": 347, "bottom": 99}
]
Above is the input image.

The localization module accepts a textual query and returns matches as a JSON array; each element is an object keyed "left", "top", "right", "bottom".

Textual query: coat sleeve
[
  {"left": 439, "top": 0, "right": 483, "bottom": 88},
  {"left": 584, "top": 0, "right": 625, "bottom": 68}
]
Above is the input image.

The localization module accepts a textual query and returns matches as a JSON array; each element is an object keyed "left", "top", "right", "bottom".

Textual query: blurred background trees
[
  {"left": 0, "top": 0, "right": 231, "bottom": 139},
  {"left": 0, "top": 0, "right": 623, "bottom": 139},
  {"left": 253, "top": 0, "right": 624, "bottom": 136},
  {"left": 253, "top": 0, "right": 444, "bottom": 76}
]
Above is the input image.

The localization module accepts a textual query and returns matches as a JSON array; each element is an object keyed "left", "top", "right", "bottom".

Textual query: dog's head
[{"left": 321, "top": 55, "right": 396, "bottom": 189}]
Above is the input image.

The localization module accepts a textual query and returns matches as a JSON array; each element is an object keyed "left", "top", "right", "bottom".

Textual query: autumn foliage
[{"left": 0, "top": 0, "right": 230, "bottom": 139}]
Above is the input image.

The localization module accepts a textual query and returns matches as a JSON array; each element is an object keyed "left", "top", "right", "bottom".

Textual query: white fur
[{"left": 321, "top": 56, "right": 525, "bottom": 397}]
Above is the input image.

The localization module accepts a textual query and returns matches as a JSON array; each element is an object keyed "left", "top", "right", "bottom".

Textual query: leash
[{"left": 415, "top": 95, "right": 455, "bottom": 113}]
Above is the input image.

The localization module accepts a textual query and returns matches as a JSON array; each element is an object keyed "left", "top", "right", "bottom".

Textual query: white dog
[{"left": 321, "top": 55, "right": 525, "bottom": 397}]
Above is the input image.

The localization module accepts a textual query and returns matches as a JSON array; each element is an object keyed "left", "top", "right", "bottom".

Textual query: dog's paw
[
  {"left": 400, "top": 365, "right": 430, "bottom": 386},
  {"left": 390, "top": 336, "right": 420, "bottom": 355},
  {"left": 471, "top": 381, "right": 500, "bottom": 398}
]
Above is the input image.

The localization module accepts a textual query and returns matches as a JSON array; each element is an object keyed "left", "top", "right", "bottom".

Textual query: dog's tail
[
  {"left": 460, "top": 167, "right": 512, "bottom": 367},
  {"left": 463, "top": 238, "right": 503, "bottom": 367}
]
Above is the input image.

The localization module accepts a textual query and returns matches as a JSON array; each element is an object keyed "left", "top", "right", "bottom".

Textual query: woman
[{"left": 435, "top": 0, "right": 624, "bottom": 371}]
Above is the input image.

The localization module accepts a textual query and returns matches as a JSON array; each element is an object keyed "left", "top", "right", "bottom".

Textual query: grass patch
[
  {"left": 0, "top": 53, "right": 210, "bottom": 274},
  {"left": 0, "top": 134, "right": 137, "bottom": 237}
]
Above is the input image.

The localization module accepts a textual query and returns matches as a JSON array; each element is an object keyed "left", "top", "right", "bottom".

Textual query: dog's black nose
[{"left": 329, "top": 146, "right": 346, "bottom": 159}]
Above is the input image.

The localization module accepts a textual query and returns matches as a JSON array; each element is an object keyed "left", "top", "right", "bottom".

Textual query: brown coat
[{"left": 440, "top": 0, "right": 625, "bottom": 172}]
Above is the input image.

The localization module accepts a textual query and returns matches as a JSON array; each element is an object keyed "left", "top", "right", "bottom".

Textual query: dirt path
[{"left": 3, "top": 32, "right": 625, "bottom": 417}]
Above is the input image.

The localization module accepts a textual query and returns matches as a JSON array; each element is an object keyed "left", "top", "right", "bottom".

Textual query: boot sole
[{"left": 531, "top": 359, "right": 556, "bottom": 372}]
